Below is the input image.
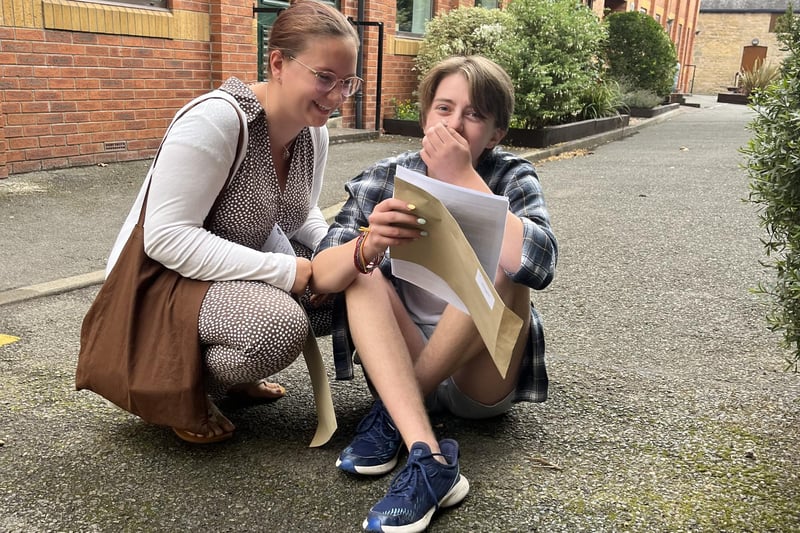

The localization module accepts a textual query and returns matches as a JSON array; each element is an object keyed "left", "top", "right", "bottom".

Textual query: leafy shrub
[
  {"left": 604, "top": 11, "right": 677, "bottom": 97},
  {"left": 621, "top": 88, "right": 663, "bottom": 109},
  {"left": 579, "top": 77, "right": 625, "bottom": 119},
  {"left": 391, "top": 98, "right": 420, "bottom": 120},
  {"left": 502, "top": 0, "right": 607, "bottom": 128},
  {"left": 738, "top": 59, "right": 780, "bottom": 96},
  {"left": 415, "top": 7, "right": 514, "bottom": 82},
  {"left": 414, "top": 0, "right": 606, "bottom": 128},
  {"left": 743, "top": 8, "right": 800, "bottom": 370}
]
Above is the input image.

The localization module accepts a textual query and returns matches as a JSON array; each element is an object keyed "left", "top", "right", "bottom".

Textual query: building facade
[
  {"left": 598, "top": 0, "right": 700, "bottom": 95},
  {"left": 691, "top": 0, "right": 799, "bottom": 95},
  {"left": 1, "top": 0, "right": 699, "bottom": 178}
]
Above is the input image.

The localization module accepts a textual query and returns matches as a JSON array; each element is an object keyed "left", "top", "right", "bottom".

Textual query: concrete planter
[
  {"left": 504, "top": 114, "right": 630, "bottom": 148},
  {"left": 628, "top": 103, "right": 680, "bottom": 118},
  {"left": 383, "top": 114, "right": 632, "bottom": 149},
  {"left": 717, "top": 92, "right": 750, "bottom": 105},
  {"left": 382, "top": 118, "right": 423, "bottom": 137}
]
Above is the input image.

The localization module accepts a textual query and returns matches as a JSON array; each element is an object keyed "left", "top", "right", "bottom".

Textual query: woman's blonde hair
[{"left": 418, "top": 55, "right": 514, "bottom": 131}]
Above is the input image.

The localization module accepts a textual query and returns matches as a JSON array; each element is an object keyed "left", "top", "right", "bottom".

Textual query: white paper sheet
[
  {"left": 391, "top": 166, "right": 509, "bottom": 311},
  {"left": 389, "top": 166, "right": 522, "bottom": 377}
]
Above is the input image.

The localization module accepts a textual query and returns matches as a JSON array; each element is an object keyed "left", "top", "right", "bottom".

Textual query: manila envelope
[{"left": 391, "top": 179, "right": 523, "bottom": 379}]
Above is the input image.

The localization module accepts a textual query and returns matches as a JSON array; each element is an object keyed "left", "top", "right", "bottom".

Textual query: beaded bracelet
[{"left": 353, "top": 227, "right": 385, "bottom": 274}]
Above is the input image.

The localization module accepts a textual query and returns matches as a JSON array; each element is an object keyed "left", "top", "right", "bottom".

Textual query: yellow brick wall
[{"left": 692, "top": 12, "right": 790, "bottom": 95}]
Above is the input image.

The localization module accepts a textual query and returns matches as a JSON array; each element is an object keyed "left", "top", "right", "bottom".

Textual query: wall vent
[{"left": 104, "top": 141, "right": 127, "bottom": 152}]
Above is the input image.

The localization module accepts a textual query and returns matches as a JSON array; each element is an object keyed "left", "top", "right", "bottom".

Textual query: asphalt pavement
[{"left": 1, "top": 96, "right": 798, "bottom": 532}]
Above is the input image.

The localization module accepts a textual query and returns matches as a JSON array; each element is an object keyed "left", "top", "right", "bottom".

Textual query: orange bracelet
[{"left": 353, "top": 227, "right": 384, "bottom": 274}]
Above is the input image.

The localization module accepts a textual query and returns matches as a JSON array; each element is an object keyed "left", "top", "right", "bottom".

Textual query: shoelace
[
  {"left": 354, "top": 403, "right": 396, "bottom": 442},
  {"left": 385, "top": 453, "right": 444, "bottom": 511}
]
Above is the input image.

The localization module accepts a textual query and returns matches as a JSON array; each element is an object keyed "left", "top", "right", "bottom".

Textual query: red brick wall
[
  {"left": 0, "top": 87, "right": 6, "bottom": 178},
  {"left": 382, "top": 55, "right": 419, "bottom": 117},
  {"left": 2, "top": 32, "right": 211, "bottom": 175},
  {"left": 209, "top": 0, "right": 257, "bottom": 87},
  {"left": 0, "top": 0, "right": 256, "bottom": 178}
]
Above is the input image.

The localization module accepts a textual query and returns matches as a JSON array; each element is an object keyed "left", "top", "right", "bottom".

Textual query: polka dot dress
[{"left": 198, "top": 77, "right": 318, "bottom": 399}]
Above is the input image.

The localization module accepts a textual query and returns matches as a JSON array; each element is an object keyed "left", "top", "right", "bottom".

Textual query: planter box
[
  {"left": 667, "top": 93, "right": 686, "bottom": 104},
  {"left": 628, "top": 103, "right": 680, "bottom": 118},
  {"left": 383, "top": 114, "right": 632, "bottom": 149},
  {"left": 717, "top": 92, "right": 750, "bottom": 105},
  {"left": 382, "top": 118, "right": 423, "bottom": 137},
  {"left": 504, "top": 114, "right": 630, "bottom": 148}
]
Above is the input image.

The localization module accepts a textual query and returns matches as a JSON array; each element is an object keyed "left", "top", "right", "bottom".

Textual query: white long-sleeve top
[{"left": 106, "top": 88, "right": 329, "bottom": 294}]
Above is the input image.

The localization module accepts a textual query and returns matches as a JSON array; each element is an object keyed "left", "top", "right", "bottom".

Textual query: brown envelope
[{"left": 392, "top": 179, "right": 523, "bottom": 379}]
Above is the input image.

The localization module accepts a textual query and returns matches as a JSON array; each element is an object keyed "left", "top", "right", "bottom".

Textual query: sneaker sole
[
  {"left": 439, "top": 473, "right": 470, "bottom": 508},
  {"left": 336, "top": 454, "right": 399, "bottom": 476},
  {"left": 361, "top": 474, "right": 470, "bottom": 533}
]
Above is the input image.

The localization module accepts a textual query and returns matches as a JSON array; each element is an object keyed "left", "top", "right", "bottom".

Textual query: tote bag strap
[{"left": 136, "top": 90, "right": 249, "bottom": 226}]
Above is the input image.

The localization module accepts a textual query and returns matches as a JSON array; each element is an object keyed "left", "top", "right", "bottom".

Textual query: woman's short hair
[{"left": 418, "top": 55, "right": 515, "bottom": 131}]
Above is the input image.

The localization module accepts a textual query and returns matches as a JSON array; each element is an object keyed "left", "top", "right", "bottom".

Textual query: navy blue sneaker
[
  {"left": 337, "top": 400, "right": 403, "bottom": 476},
  {"left": 362, "top": 439, "right": 470, "bottom": 532}
]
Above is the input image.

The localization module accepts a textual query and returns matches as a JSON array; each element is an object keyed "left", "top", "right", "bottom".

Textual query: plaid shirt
[{"left": 317, "top": 148, "right": 557, "bottom": 403}]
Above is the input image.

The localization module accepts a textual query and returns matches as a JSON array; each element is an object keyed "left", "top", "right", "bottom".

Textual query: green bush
[
  {"left": 743, "top": 8, "right": 800, "bottom": 370},
  {"left": 414, "top": 0, "right": 606, "bottom": 129},
  {"left": 613, "top": 76, "right": 663, "bottom": 108},
  {"left": 579, "top": 77, "right": 625, "bottom": 120},
  {"left": 391, "top": 98, "right": 420, "bottom": 120},
  {"left": 621, "top": 88, "right": 663, "bottom": 109},
  {"left": 415, "top": 7, "right": 514, "bottom": 82},
  {"left": 503, "top": 0, "right": 607, "bottom": 128},
  {"left": 604, "top": 11, "right": 677, "bottom": 97}
]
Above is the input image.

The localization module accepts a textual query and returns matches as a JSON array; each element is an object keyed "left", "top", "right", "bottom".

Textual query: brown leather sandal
[{"left": 172, "top": 400, "right": 235, "bottom": 444}]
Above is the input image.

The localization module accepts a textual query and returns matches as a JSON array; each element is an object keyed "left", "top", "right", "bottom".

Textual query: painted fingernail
[
  {"left": 420, "top": 231, "right": 428, "bottom": 237},
  {"left": 407, "top": 203, "right": 416, "bottom": 210},
  {"left": 417, "top": 218, "right": 427, "bottom": 225}
]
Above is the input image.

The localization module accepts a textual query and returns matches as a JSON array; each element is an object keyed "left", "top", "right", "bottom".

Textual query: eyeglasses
[{"left": 290, "top": 56, "right": 363, "bottom": 98}]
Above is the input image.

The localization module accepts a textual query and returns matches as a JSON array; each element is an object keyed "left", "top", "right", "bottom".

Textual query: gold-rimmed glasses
[{"left": 290, "top": 56, "right": 363, "bottom": 98}]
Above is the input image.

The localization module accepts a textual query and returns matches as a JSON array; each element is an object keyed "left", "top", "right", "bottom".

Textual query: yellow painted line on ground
[{"left": 0, "top": 334, "right": 20, "bottom": 347}]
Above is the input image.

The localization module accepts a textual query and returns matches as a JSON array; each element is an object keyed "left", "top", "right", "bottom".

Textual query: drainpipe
[
  {"left": 353, "top": 0, "right": 365, "bottom": 129},
  {"left": 348, "top": 16, "right": 384, "bottom": 131}
]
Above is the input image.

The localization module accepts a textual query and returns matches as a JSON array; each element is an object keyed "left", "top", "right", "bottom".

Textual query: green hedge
[
  {"left": 415, "top": 1, "right": 606, "bottom": 129},
  {"left": 604, "top": 11, "right": 677, "bottom": 97},
  {"left": 744, "top": 8, "right": 800, "bottom": 370}
]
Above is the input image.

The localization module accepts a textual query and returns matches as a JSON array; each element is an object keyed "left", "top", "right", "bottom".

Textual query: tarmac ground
[{"left": 1, "top": 95, "right": 798, "bottom": 532}]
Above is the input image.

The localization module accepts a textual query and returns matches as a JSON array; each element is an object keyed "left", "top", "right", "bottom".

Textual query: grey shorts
[{"left": 417, "top": 323, "right": 515, "bottom": 420}]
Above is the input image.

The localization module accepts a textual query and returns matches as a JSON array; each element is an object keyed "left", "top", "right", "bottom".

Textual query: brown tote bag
[{"left": 76, "top": 93, "right": 246, "bottom": 434}]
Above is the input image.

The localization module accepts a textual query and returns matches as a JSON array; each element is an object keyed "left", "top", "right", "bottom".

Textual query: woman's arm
[
  {"left": 143, "top": 98, "right": 297, "bottom": 292},
  {"left": 312, "top": 157, "right": 427, "bottom": 294}
]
